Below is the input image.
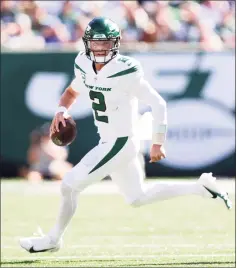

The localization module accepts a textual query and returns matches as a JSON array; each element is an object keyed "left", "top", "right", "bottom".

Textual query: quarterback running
[{"left": 19, "top": 17, "right": 232, "bottom": 253}]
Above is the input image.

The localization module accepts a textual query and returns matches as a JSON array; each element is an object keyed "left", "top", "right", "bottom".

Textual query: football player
[{"left": 19, "top": 17, "right": 232, "bottom": 253}]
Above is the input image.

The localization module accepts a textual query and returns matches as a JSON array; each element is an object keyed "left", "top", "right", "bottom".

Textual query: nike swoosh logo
[
  {"left": 29, "top": 246, "right": 55, "bottom": 253},
  {"left": 203, "top": 186, "right": 218, "bottom": 199}
]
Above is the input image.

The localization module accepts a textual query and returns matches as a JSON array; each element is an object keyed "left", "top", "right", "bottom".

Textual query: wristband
[
  {"left": 55, "top": 106, "right": 68, "bottom": 116},
  {"left": 152, "top": 124, "right": 167, "bottom": 145}
]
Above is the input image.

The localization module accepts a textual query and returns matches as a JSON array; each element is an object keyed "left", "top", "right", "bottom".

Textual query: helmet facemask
[{"left": 83, "top": 37, "right": 120, "bottom": 64}]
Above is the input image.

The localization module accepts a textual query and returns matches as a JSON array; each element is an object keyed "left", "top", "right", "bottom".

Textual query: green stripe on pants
[{"left": 88, "top": 137, "right": 128, "bottom": 174}]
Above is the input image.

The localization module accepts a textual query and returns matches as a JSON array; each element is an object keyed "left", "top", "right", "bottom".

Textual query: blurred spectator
[
  {"left": 1, "top": 0, "right": 17, "bottom": 23},
  {"left": 58, "top": 1, "right": 78, "bottom": 41},
  {"left": 174, "top": 1, "right": 224, "bottom": 50},
  {"left": 26, "top": 123, "right": 73, "bottom": 182},
  {"left": 3, "top": 13, "right": 45, "bottom": 49},
  {"left": 26, "top": 3, "right": 70, "bottom": 45},
  {"left": 1, "top": 0, "right": 235, "bottom": 50},
  {"left": 120, "top": 1, "right": 141, "bottom": 42},
  {"left": 213, "top": 1, "right": 235, "bottom": 47},
  {"left": 41, "top": 21, "right": 70, "bottom": 45}
]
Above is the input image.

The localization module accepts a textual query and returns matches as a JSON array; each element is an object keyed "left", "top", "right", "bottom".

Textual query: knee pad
[
  {"left": 61, "top": 179, "right": 74, "bottom": 196},
  {"left": 61, "top": 164, "right": 89, "bottom": 193}
]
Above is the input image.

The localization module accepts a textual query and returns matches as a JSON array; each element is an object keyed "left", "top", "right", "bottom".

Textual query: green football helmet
[{"left": 82, "top": 17, "right": 121, "bottom": 64}]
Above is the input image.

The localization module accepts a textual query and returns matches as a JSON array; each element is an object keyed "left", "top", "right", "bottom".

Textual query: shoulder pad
[
  {"left": 107, "top": 55, "right": 141, "bottom": 79},
  {"left": 78, "top": 51, "right": 86, "bottom": 56},
  {"left": 117, "top": 55, "right": 140, "bottom": 68},
  {"left": 75, "top": 51, "right": 86, "bottom": 63},
  {"left": 74, "top": 51, "right": 87, "bottom": 74}
]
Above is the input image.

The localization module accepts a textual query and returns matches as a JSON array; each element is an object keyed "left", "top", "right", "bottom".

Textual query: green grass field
[{"left": 1, "top": 179, "right": 235, "bottom": 267}]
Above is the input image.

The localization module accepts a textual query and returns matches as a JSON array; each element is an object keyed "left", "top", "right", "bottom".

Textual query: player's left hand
[{"left": 149, "top": 144, "right": 166, "bottom": 163}]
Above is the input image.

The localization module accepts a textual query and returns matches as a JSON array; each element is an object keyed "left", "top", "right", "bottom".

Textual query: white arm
[{"left": 132, "top": 72, "right": 167, "bottom": 145}]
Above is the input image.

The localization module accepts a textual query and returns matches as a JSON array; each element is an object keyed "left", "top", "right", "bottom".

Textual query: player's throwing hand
[
  {"left": 149, "top": 144, "right": 166, "bottom": 163},
  {"left": 50, "top": 112, "right": 66, "bottom": 135}
]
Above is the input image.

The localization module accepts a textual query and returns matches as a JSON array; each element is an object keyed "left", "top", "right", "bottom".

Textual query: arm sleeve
[
  {"left": 70, "top": 77, "right": 82, "bottom": 92},
  {"left": 70, "top": 59, "right": 85, "bottom": 92},
  {"left": 131, "top": 64, "right": 167, "bottom": 144}
]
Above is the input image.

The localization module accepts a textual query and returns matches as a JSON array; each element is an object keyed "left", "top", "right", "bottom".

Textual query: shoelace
[{"left": 33, "top": 226, "right": 61, "bottom": 246}]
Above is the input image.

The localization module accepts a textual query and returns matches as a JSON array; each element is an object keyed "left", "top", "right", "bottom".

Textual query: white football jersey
[{"left": 71, "top": 52, "right": 167, "bottom": 141}]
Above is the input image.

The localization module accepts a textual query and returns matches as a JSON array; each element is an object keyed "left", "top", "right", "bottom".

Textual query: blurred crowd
[{"left": 1, "top": 0, "right": 235, "bottom": 50}]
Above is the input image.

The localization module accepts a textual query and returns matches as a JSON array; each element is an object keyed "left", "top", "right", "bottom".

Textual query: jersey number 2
[{"left": 89, "top": 91, "right": 108, "bottom": 123}]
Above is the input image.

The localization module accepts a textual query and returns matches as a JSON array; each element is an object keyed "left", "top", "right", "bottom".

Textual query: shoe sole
[
  {"left": 29, "top": 246, "right": 60, "bottom": 253},
  {"left": 19, "top": 241, "right": 60, "bottom": 254}
]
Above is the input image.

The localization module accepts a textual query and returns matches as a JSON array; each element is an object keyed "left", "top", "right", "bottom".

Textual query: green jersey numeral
[{"left": 89, "top": 91, "right": 108, "bottom": 123}]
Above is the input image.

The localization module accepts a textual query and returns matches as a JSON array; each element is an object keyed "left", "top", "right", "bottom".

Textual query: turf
[{"left": 1, "top": 179, "right": 235, "bottom": 267}]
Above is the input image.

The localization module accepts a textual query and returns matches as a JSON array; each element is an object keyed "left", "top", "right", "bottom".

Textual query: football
[{"left": 51, "top": 117, "right": 77, "bottom": 146}]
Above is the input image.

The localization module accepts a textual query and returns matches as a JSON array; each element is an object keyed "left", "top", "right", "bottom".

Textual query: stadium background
[
  {"left": 1, "top": 1, "right": 235, "bottom": 267},
  {"left": 1, "top": 0, "right": 235, "bottom": 178}
]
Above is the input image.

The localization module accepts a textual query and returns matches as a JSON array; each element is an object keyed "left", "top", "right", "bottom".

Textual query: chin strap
[{"left": 90, "top": 51, "right": 114, "bottom": 63}]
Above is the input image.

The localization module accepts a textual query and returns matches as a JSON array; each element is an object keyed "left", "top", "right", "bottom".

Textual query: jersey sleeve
[
  {"left": 70, "top": 52, "right": 85, "bottom": 92},
  {"left": 129, "top": 63, "right": 167, "bottom": 141},
  {"left": 70, "top": 77, "right": 82, "bottom": 92}
]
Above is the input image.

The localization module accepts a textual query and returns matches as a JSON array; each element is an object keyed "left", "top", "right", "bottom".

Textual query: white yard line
[{"left": 1, "top": 253, "right": 235, "bottom": 261}]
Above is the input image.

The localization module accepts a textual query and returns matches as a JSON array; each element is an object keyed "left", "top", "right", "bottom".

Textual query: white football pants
[
  {"left": 49, "top": 136, "right": 207, "bottom": 242},
  {"left": 62, "top": 136, "right": 145, "bottom": 204}
]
